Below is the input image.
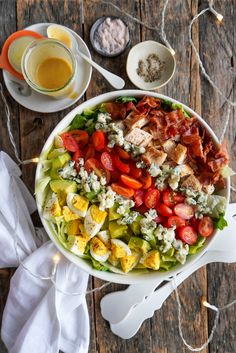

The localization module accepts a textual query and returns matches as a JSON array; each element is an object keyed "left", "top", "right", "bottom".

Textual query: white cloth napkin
[{"left": 0, "top": 152, "right": 90, "bottom": 353}]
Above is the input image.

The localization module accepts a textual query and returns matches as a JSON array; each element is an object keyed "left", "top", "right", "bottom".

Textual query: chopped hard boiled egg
[
  {"left": 84, "top": 205, "right": 107, "bottom": 238},
  {"left": 111, "top": 239, "right": 131, "bottom": 258},
  {"left": 97, "top": 230, "right": 110, "bottom": 245},
  {"left": 62, "top": 206, "right": 80, "bottom": 222},
  {"left": 120, "top": 251, "right": 140, "bottom": 273},
  {"left": 140, "top": 250, "right": 161, "bottom": 270},
  {"left": 43, "top": 193, "right": 61, "bottom": 219},
  {"left": 67, "top": 193, "right": 89, "bottom": 217},
  {"left": 90, "top": 237, "right": 110, "bottom": 262},
  {"left": 67, "top": 235, "right": 88, "bottom": 256}
]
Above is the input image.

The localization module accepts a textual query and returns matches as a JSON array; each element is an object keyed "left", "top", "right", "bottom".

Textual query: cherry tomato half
[
  {"left": 154, "top": 214, "right": 164, "bottom": 224},
  {"left": 156, "top": 203, "right": 173, "bottom": 217},
  {"left": 111, "top": 183, "right": 134, "bottom": 198},
  {"left": 120, "top": 174, "right": 143, "bottom": 190},
  {"left": 92, "top": 131, "right": 106, "bottom": 151},
  {"left": 129, "top": 161, "right": 142, "bottom": 179},
  {"left": 178, "top": 226, "right": 198, "bottom": 245},
  {"left": 140, "top": 170, "right": 152, "bottom": 189},
  {"left": 173, "top": 203, "right": 194, "bottom": 220},
  {"left": 144, "top": 189, "right": 160, "bottom": 209},
  {"left": 198, "top": 216, "right": 214, "bottom": 237},
  {"left": 83, "top": 144, "right": 95, "bottom": 161},
  {"left": 61, "top": 132, "right": 79, "bottom": 152},
  {"left": 101, "top": 152, "right": 115, "bottom": 172},
  {"left": 134, "top": 189, "right": 145, "bottom": 207},
  {"left": 69, "top": 130, "right": 89, "bottom": 148},
  {"left": 113, "top": 155, "right": 130, "bottom": 174},
  {"left": 73, "top": 150, "right": 82, "bottom": 172},
  {"left": 115, "top": 146, "right": 130, "bottom": 160},
  {"left": 135, "top": 204, "right": 149, "bottom": 215},
  {"left": 167, "top": 216, "right": 186, "bottom": 228},
  {"left": 163, "top": 189, "right": 185, "bottom": 207},
  {"left": 84, "top": 158, "right": 110, "bottom": 183}
]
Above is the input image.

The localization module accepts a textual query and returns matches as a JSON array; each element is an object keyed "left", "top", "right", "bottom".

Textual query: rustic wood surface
[{"left": 0, "top": 0, "right": 235, "bottom": 352}]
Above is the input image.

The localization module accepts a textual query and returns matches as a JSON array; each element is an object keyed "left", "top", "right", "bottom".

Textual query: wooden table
[{"left": 0, "top": 1, "right": 236, "bottom": 352}]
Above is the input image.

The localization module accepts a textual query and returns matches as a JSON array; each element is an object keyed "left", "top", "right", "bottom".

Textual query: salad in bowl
[{"left": 35, "top": 90, "right": 230, "bottom": 284}]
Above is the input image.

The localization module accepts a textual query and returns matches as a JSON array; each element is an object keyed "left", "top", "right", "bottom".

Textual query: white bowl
[
  {"left": 35, "top": 90, "right": 230, "bottom": 284},
  {"left": 126, "top": 41, "right": 176, "bottom": 90}
]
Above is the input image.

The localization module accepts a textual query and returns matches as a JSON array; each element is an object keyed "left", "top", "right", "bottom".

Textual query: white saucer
[{"left": 3, "top": 23, "right": 92, "bottom": 113}]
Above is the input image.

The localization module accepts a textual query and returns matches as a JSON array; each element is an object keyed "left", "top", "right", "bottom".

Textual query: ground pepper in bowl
[{"left": 137, "top": 53, "right": 165, "bottom": 82}]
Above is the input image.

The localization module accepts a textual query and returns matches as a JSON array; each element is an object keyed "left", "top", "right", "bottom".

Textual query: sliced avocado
[
  {"left": 122, "top": 228, "right": 132, "bottom": 243},
  {"left": 50, "top": 180, "right": 77, "bottom": 206},
  {"left": 109, "top": 204, "right": 122, "bottom": 221},
  {"left": 85, "top": 190, "right": 98, "bottom": 201},
  {"left": 50, "top": 152, "right": 71, "bottom": 179},
  {"left": 129, "top": 215, "right": 143, "bottom": 236},
  {"left": 128, "top": 236, "right": 151, "bottom": 255},
  {"left": 109, "top": 221, "right": 128, "bottom": 239},
  {"left": 50, "top": 179, "right": 77, "bottom": 194},
  {"left": 67, "top": 219, "right": 81, "bottom": 236},
  {"left": 101, "top": 216, "right": 109, "bottom": 231}
]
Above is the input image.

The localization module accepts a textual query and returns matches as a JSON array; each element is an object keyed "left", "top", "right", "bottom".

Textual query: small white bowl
[{"left": 126, "top": 41, "right": 176, "bottom": 90}]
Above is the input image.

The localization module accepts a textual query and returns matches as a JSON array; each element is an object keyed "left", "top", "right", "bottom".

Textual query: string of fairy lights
[{"left": 0, "top": 0, "right": 236, "bottom": 350}]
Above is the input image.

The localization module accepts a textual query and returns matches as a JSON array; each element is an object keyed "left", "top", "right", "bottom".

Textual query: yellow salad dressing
[{"left": 36, "top": 57, "right": 72, "bottom": 89}]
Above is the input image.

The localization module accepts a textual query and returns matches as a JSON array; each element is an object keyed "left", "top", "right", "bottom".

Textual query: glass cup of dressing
[{"left": 21, "top": 38, "right": 77, "bottom": 99}]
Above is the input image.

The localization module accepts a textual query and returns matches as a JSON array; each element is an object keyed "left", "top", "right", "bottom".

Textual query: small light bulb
[
  {"left": 216, "top": 13, "right": 223, "bottom": 22},
  {"left": 32, "top": 157, "right": 39, "bottom": 163},
  {"left": 53, "top": 253, "right": 61, "bottom": 264},
  {"left": 201, "top": 297, "right": 218, "bottom": 311}
]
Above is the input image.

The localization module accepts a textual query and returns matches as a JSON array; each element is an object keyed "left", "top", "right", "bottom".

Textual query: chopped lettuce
[
  {"left": 35, "top": 176, "right": 51, "bottom": 195},
  {"left": 214, "top": 213, "right": 228, "bottom": 230},
  {"left": 162, "top": 100, "right": 190, "bottom": 118},
  {"left": 206, "top": 195, "right": 227, "bottom": 218},
  {"left": 159, "top": 261, "right": 177, "bottom": 271},
  {"left": 90, "top": 257, "right": 110, "bottom": 272},
  {"left": 189, "top": 236, "right": 206, "bottom": 255},
  {"left": 70, "top": 114, "right": 87, "bottom": 130},
  {"left": 221, "top": 165, "right": 236, "bottom": 178},
  {"left": 115, "top": 96, "right": 137, "bottom": 103}
]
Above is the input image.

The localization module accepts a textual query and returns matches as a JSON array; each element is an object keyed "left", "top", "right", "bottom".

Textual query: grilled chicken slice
[{"left": 124, "top": 128, "right": 153, "bottom": 147}]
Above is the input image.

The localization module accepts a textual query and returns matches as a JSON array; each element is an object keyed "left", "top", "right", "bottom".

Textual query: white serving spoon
[
  {"left": 110, "top": 249, "right": 236, "bottom": 339},
  {"left": 100, "top": 279, "right": 164, "bottom": 324},
  {"left": 47, "top": 24, "right": 125, "bottom": 90}
]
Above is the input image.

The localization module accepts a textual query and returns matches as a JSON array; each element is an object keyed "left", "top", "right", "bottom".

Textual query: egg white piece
[
  {"left": 84, "top": 206, "right": 105, "bottom": 238},
  {"left": 90, "top": 246, "right": 110, "bottom": 262},
  {"left": 66, "top": 193, "right": 88, "bottom": 217},
  {"left": 97, "top": 230, "right": 110, "bottom": 245},
  {"left": 43, "top": 193, "right": 60, "bottom": 220},
  {"left": 111, "top": 239, "right": 132, "bottom": 256}
]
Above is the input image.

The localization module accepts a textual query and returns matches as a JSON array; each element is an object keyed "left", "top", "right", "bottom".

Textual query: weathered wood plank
[
  {"left": 141, "top": 1, "right": 208, "bottom": 351},
  {"left": 0, "top": 0, "right": 20, "bottom": 162},
  {"left": 198, "top": 0, "right": 236, "bottom": 352}
]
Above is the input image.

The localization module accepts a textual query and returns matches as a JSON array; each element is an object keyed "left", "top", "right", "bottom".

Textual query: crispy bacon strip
[
  {"left": 136, "top": 96, "right": 161, "bottom": 109},
  {"left": 104, "top": 101, "right": 137, "bottom": 120}
]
